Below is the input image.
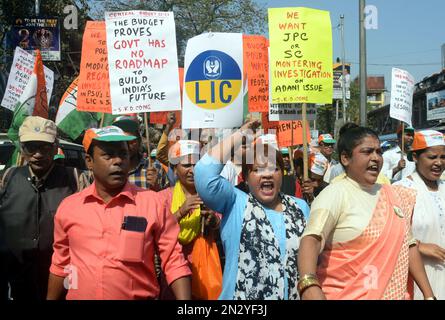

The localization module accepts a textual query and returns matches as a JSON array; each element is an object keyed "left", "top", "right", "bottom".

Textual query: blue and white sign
[{"left": 182, "top": 33, "right": 243, "bottom": 129}]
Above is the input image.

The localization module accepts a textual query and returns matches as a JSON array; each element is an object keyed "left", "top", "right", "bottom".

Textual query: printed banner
[
  {"left": 243, "top": 35, "right": 269, "bottom": 112},
  {"left": 77, "top": 21, "right": 112, "bottom": 113},
  {"left": 7, "top": 17, "right": 61, "bottom": 61},
  {"left": 105, "top": 11, "right": 181, "bottom": 114},
  {"left": 1, "top": 47, "right": 54, "bottom": 111},
  {"left": 269, "top": 7, "right": 333, "bottom": 104},
  {"left": 262, "top": 113, "right": 311, "bottom": 147},
  {"left": 333, "top": 63, "right": 351, "bottom": 100},
  {"left": 182, "top": 32, "right": 244, "bottom": 129},
  {"left": 426, "top": 89, "right": 445, "bottom": 121},
  {"left": 390, "top": 68, "right": 415, "bottom": 126},
  {"left": 269, "top": 103, "right": 317, "bottom": 121}
]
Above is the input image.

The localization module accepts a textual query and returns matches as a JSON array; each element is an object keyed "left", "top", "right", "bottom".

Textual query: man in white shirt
[
  {"left": 382, "top": 125, "right": 415, "bottom": 183},
  {"left": 310, "top": 134, "right": 338, "bottom": 183}
]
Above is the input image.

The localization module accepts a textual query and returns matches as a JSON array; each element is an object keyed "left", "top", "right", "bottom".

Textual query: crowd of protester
[{"left": 0, "top": 113, "right": 444, "bottom": 300}]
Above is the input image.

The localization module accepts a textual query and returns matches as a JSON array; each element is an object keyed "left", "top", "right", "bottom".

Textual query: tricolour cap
[
  {"left": 318, "top": 134, "right": 336, "bottom": 144},
  {"left": 310, "top": 153, "right": 329, "bottom": 177},
  {"left": 168, "top": 140, "right": 201, "bottom": 162},
  {"left": 19, "top": 116, "right": 57, "bottom": 143},
  {"left": 407, "top": 130, "right": 445, "bottom": 161},
  {"left": 82, "top": 126, "right": 136, "bottom": 153},
  {"left": 397, "top": 124, "right": 415, "bottom": 135}
]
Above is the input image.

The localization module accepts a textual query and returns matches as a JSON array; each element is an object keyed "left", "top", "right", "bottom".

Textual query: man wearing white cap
[{"left": 0, "top": 116, "right": 79, "bottom": 300}]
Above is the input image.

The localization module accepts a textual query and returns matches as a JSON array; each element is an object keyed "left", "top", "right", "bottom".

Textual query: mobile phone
[{"left": 121, "top": 216, "right": 147, "bottom": 232}]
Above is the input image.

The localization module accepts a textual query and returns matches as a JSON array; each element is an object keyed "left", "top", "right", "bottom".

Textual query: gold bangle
[
  {"left": 297, "top": 274, "right": 321, "bottom": 296},
  {"left": 425, "top": 296, "right": 437, "bottom": 300}
]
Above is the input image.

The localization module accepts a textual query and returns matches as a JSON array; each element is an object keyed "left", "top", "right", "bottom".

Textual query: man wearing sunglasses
[
  {"left": 0, "top": 116, "right": 79, "bottom": 300},
  {"left": 309, "top": 134, "right": 338, "bottom": 196}
]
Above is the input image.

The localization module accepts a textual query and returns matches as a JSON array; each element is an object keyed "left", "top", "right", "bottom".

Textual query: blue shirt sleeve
[{"left": 194, "top": 154, "right": 237, "bottom": 215}]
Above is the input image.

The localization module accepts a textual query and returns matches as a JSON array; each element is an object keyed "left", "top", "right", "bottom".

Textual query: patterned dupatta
[{"left": 233, "top": 193, "right": 306, "bottom": 300}]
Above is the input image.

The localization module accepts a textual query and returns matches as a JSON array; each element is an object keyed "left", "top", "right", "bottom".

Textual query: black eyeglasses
[{"left": 21, "top": 142, "right": 54, "bottom": 155}]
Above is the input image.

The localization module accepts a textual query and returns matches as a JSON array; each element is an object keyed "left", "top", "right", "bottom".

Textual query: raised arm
[
  {"left": 207, "top": 120, "right": 261, "bottom": 164},
  {"left": 194, "top": 121, "right": 261, "bottom": 214},
  {"left": 156, "top": 112, "right": 177, "bottom": 166}
]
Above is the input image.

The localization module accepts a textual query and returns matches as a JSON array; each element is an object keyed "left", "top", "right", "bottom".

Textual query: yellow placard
[{"left": 269, "top": 7, "right": 333, "bottom": 104}]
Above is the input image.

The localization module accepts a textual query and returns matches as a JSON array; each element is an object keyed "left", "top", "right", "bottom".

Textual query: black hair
[
  {"left": 412, "top": 148, "right": 427, "bottom": 161},
  {"left": 339, "top": 122, "right": 359, "bottom": 138},
  {"left": 337, "top": 126, "right": 380, "bottom": 165}
]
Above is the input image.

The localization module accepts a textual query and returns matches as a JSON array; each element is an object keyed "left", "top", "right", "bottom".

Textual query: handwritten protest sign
[
  {"left": 243, "top": 35, "right": 269, "bottom": 112},
  {"left": 262, "top": 113, "right": 311, "bottom": 147},
  {"left": 77, "top": 21, "right": 111, "bottom": 113},
  {"left": 1, "top": 47, "right": 54, "bottom": 111},
  {"left": 182, "top": 33, "right": 244, "bottom": 129},
  {"left": 390, "top": 68, "right": 415, "bottom": 126},
  {"left": 268, "top": 7, "right": 333, "bottom": 104},
  {"left": 105, "top": 11, "right": 181, "bottom": 114},
  {"left": 149, "top": 68, "right": 183, "bottom": 127}
]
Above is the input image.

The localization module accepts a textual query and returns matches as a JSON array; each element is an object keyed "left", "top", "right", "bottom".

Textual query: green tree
[
  {"left": 95, "top": 0, "right": 267, "bottom": 64},
  {"left": 346, "top": 79, "right": 374, "bottom": 126}
]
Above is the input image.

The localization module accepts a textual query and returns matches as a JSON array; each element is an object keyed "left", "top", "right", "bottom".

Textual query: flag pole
[
  {"left": 99, "top": 113, "right": 105, "bottom": 128},
  {"left": 302, "top": 103, "right": 309, "bottom": 181},
  {"left": 290, "top": 118, "right": 295, "bottom": 175},
  {"left": 144, "top": 113, "right": 152, "bottom": 167},
  {"left": 401, "top": 122, "right": 405, "bottom": 157}
]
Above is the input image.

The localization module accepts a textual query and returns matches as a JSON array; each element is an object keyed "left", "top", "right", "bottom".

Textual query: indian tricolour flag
[
  {"left": 56, "top": 77, "right": 98, "bottom": 141},
  {"left": 56, "top": 77, "right": 118, "bottom": 141}
]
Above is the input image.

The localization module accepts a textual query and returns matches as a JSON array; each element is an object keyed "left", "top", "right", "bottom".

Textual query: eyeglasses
[
  {"left": 322, "top": 144, "right": 335, "bottom": 149},
  {"left": 21, "top": 142, "right": 54, "bottom": 155}
]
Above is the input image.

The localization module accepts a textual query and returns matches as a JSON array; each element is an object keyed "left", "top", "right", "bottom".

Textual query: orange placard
[
  {"left": 150, "top": 68, "right": 184, "bottom": 127},
  {"left": 262, "top": 113, "right": 311, "bottom": 148},
  {"left": 77, "top": 21, "right": 112, "bottom": 113},
  {"left": 243, "top": 35, "right": 269, "bottom": 113}
]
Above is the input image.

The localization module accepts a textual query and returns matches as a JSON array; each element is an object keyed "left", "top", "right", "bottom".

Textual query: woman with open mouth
[
  {"left": 298, "top": 125, "right": 435, "bottom": 300},
  {"left": 194, "top": 120, "right": 310, "bottom": 300},
  {"left": 394, "top": 130, "right": 445, "bottom": 300}
]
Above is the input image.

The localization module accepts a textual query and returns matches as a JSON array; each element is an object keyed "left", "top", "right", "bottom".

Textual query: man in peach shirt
[{"left": 47, "top": 126, "right": 191, "bottom": 300}]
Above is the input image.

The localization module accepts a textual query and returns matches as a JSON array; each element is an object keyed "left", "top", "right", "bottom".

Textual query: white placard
[
  {"left": 1, "top": 47, "right": 54, "bottom": 111},
  {"left": 105, "top": 10, "right": 181, "bottom": 115},
  {"left": 182, "top": 33, "right": 244, "bottom": 129},
  {"left": 390, "top": 68, "right": 415, "bottom": 126}
]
